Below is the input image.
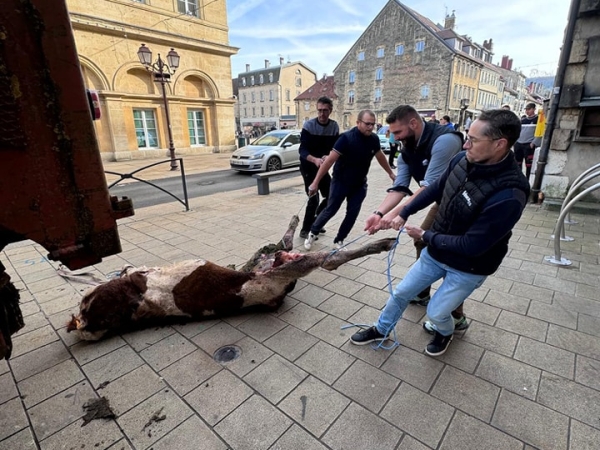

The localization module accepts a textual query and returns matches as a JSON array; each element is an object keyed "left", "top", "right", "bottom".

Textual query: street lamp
[{"left": 137, "top": 43, "right": 180, "bottom": 171}]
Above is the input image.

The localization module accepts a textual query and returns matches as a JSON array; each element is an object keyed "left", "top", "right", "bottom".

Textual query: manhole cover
[
  {"left": 213, "top": 345, "right": 241, "bottom": 363},
  {"left": 197, "top": 181, "right": 215, "bottom": 186}
]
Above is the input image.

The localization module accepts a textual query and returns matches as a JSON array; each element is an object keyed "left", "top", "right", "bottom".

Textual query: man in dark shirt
[
  {"left": 514, "top": 102, "right": 541, "bottom": 179},
  {"left": 298, "top": 97, "right": 340, "bottom": 239},
  {"left": 351, "top": 109, "right": 530, "bottom": 357},
  {"left": 304, "top": 110, "right": 395, "bottom": 250}
]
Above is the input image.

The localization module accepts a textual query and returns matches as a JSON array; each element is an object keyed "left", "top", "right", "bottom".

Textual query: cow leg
[{"left": 319, "top": 238, "right": 395, "bottom": 270}]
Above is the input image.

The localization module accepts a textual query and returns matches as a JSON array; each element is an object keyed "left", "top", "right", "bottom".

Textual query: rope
[
  {"left": 55, "top": 265, "right": 108, "bottom": 286},
  {"left": 340, "top": 228, "right": 404, "bottom": 350}
]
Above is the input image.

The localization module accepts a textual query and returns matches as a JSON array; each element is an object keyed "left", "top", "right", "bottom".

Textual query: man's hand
[
  {"left": 364, "top": 214, "right": 381, "bottom": 235},
  {"left": 308, "top": 183, "right": 318, "bottom": 197},
  {"left": 390, "top": 215, "right": 406, "bottom": 231},
  {"left": 312, "top": 155, "right": 327, "bottom": 168},
  {"left": 405, "top": 224, "right": 424, "bottom": 240},
  {"left": 388, "top": 172, "right": 396, "bottom": 182}
]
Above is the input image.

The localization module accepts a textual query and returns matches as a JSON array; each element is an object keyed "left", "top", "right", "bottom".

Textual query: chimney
[
  {"left": 501, "top": 55, "right": 508, "bottom": 69},
  {"left": 245, "top": 64, "right": 250, "bottom": 72},
  {"left": 265, "top": 59, "right": 270, "bottom": 68},
  {"left": 444, "top": 10, "right": 456, "bottom": 30},
  {"left": 279, "top": 56, "right": 284, "bottom": 66},
  {"left": 484, "top": 38, "right": 494, "bottom": 52},
  {"left": 508, "top": 58, "right": 513, "bottom": 71}
]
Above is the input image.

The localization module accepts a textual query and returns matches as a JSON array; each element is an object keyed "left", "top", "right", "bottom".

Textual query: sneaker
[
  {"left": 299, "top": 230, "right": 309, "bottom": 239},
  {"left": 350, "top": 326, "right": 389, "bottom": 345},
  {"left": 423, "top": 315, "right": 470, "bottom": 335},
  {"left": 318, "top": 228, "right": 326, "bottom": 234},
  {"left": 425, "top": 331, "right": 453, "bottom": 356},
  {"left": 304, "top": 232, "right": 317, "bottom": 250},
  {"left": 334, "top": 241, "right": 346, "bottom": 251},
  {"left": 410, "top": 293, "right": 431, "bottom": 307}
]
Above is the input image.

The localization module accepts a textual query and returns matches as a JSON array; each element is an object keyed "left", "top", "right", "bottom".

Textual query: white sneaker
[
  {"left": 334, "top": 241, "right": 346, "bottom": 251},
  {"left": 304, "top": 232, "right": 317, "bottom": 250}
]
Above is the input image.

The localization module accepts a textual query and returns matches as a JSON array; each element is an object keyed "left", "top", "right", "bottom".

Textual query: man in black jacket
[
  {"left": 365, "top": 105, "right": 463, "bottom": 319},
  {"left": 353, "top": 109, "right": 530, "bottom": 356},
  {"left": 298, "top": 97, "right": 340, "bottom": 239}
]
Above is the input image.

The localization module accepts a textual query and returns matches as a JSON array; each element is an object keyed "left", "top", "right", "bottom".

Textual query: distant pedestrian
[
  {"left": 304, "top": 110, "right": 395, "bottom": 250},
  {"left": 464, "top": 114, "right": 473, "bottom": 132},
  {"left": 440, "top": 115, "right": 454, "bottom": 129},
  {"left": 298, "top": 96, "right": 340, "bottom": 239},
  {"left": 430, "top": 114, "right": 440, "bottom": 124},
  {"left": 514, "top": 103, "right": 540, "bottom": 178},
  {"left": 388, "top": 129, "right": 398, "bottom": 169}
]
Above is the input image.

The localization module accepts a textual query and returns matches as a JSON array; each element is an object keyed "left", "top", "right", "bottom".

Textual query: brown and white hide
[{"left": 67, "top": 216, "right": 395, "bottom": 340}]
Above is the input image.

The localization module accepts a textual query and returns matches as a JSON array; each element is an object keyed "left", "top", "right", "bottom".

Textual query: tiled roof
[{"left": 294, "top": 75, "right": 337, "bottom": 101}]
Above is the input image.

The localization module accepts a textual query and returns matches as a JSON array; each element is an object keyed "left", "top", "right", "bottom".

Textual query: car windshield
[{"left": 252, "top": 133, "right": 286, "bottom": 146}]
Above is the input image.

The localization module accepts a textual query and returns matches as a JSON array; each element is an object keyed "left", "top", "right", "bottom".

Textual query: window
[
  {"left": 260, "top": 107, "right": 264, "bottom": 116},
  {"left": 420, "top": 85, "right": 430, "bottom": 99},
  {"left": 243, "top": 108, "right": 247, "bottom": 116},
  {"left": 251, "top": 92, "right": 256, "bottom": 102},
  {"left": 250, "top": 76, "right": 255, "bottom": 85},
  {"left": 252, "top": 107, "right": 256, "bottom": 116},
  {"left": 285, "top": 89, "right": 290, "bottom": 101},
  {"left": 377, "top": 47, "right": 384, "bottom": 58},
  {"left": 296, "top": 77, "right": 302, "bottom": 87},
  {"left": 579, "top": 107, "right": 600, "bottom": 138},
  {"left": 133, "top": 110, "right": 158, "bottom": 148},
  {"left": 286, "top": 106, "right": 291, "bottom": 115},
  {"left": 241, "top": 77, "right": 246, "bottom": 87},
  {"left": 260, "top": 91, "right": 264, "bottom": 102},
  {"left": 296, "top": 69, "right": 301, "bottom": 75},
  {"left": 415, "top": 40, "right": 425, "bottom": 52},
  {"left": 259, "top": 74, "right": 264, "bottom": 84},
  {"left": 453, "top": 84, "right": 458, "bottom": 99},
  {"left": 269, "top": 90, "right": 274, "bottom": 101},
  {"left": 268, "top": 72, "right": 274, "bottom": 82},
  {"left": 242, "top": 93, "right": 247, "bottom": 103},
  {"left": 349, "top": 70, "right": 355, "bottom": 84},
  {"left": 187, "top": 110, "right": 206, "bottom": 146},
  {"left": 304, "top": 102, "right": 310, "bottom": 111},
  {"left": 270, "top": 106, "right": 274, "bottom": 115},
  {"left": 395, "top": 44, "right": 404, "bottom": 55},
  {"left": 348, "top": 90, "right": 355, "bottom": 104},
  {"left": 178, "top": 0, "right": 198, "bottom": 17},
  {"left": 282, "top": 134, "right": 300, "bottom": 146},
  {"left": 357, "top": 51, "right": 365, "bottom": 61},
  {"left": 375, "top": 67, "right": 383, "bottom": 81},
  {"left": 374, "top": 87, "right": 382, "bottom": 102}
]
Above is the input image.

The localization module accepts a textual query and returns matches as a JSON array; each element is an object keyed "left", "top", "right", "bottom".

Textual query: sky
[{"left": 226, "top": 0, "right": 571, "bottom": 80}]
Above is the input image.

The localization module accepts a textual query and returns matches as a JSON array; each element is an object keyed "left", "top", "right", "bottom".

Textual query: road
[{"left": 108, "top": 169, "right": 301, "bottom": 209}]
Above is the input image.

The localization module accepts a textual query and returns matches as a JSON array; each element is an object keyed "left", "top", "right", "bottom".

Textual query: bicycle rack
[
  {"left": 545, "top": 162, "right": 600, "bottom": 266},
  {"left": 105, "top": 158, "right": 190, "bottom": 211}
]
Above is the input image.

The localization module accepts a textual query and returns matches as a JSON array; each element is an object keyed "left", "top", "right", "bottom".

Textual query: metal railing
[
  {"left": 545, "top": 162, "right": 600, "bottom": 266},
  {"left": 105, "top": 158, "right": 189, "bottom": 211}
]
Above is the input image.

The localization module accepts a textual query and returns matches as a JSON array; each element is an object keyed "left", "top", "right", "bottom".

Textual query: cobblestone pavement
[{"left": 1, "top": 155, "right": 599, "bottom": 450}]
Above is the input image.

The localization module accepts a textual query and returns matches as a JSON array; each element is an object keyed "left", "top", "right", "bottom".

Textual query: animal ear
[
  {"left": 66, "top": 315, "right": 78, "bottom": 332},
  {"left": 128, "top": 272, "right": 148, "bottom": 293}
]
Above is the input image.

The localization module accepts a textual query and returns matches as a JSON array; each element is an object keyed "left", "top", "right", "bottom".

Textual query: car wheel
[{"left": 266, "top": 157, "right": 282, "bottom": 172}]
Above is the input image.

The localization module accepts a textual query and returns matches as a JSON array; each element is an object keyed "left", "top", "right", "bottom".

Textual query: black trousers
[
  {"left": 513, "top": 142, "right": 535, "bottom": 178},
  {"left": 388, "top": 143, "right": 398, "bottom": 166},
  {"left": 300, "top": 162, "right": 331, "bottom": 233}
]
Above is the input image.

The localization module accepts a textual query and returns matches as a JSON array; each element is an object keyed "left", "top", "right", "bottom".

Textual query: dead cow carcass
[{"left": 67, "top": 216, "right": 395, "bottom": 340}]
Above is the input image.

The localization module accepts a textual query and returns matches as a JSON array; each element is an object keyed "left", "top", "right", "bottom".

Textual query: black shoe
[
  {"left": 299, "top": 230, "right": 309, "bottom": 239},
  {"left": 425, "top": 331, "right": 453, "bottom": 356},
  {"left": 410, "top": 293, "right": 431, "bottom": 307},
  {"left": 318, "top": 228, "right": 326, "bottom": 234},
  {"left": 350, "top": 326, "right": 389, "bottom": 345},
  {"left": 390, "top": 165, "right": 396, "bottom": 169}
]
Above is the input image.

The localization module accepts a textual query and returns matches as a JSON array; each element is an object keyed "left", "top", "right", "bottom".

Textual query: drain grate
[{"left": 213, "top": 345, "right": 242, "bottom": 363}]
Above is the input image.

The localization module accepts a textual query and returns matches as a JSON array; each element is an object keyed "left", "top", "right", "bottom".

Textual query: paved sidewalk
[{"left": 1, "top": 156, "right": 600, "bottom": 450}]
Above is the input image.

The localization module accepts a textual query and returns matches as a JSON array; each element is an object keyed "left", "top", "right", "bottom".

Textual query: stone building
[
  {"left": 496, "top": 56, "right": 527, "bottom": 113},
  {"left": 236, "top": 59, "right": 317, "bottom": 134},
  {"left": 294, "top": 75, "right": 338, "bottom": 126},
  {"left": 67, "top": 0, "right": 238, "bottom": 161},
  {"left": 537, "top": 0, "right": 600, "bottom": 201}
]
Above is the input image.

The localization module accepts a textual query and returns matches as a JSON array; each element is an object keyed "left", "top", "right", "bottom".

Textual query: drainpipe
[{"left": 530, "top": 0, "right": 581, "bottom": 202}]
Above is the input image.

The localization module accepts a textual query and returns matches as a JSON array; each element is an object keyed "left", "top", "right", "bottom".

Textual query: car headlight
[{"left": 253, "top": 153, "right": 265, "bottom": 159}]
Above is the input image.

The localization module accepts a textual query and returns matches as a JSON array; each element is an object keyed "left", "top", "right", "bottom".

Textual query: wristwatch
[{"left": 373, "top": 210, "right": 384, "bottom": 218}]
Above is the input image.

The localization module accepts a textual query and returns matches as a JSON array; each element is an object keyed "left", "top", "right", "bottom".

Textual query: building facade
[
  {"left": 333, "top": 2, "right": 534, "bottom": 129},
  {"left": 236, "top": 59, "right": 317, "bottom": 134},
  {"left": 68, "top": 0, "right": 238, "bottom": 161},
  {"left": 538, "top": 0, "right": 600, "bottom": 201}
]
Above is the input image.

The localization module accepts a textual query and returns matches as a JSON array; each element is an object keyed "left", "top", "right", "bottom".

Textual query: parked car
[
  {"left": 377, "top": 126, "right": 390, "bottom": 155},
  {"left": 230, "top": 130, "right": 301, "bottom": 172}
]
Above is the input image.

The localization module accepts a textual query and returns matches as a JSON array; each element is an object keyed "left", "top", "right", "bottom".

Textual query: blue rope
[{"left": 341, "top": 229, "right": 404, "bottom": 350}]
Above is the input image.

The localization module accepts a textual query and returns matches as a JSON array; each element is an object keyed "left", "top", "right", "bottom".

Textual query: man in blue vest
[
  {"left": 353, "top": 109, "right": 530, "bottom": 356},
  {"left": 365, "top": 105, "right": 465, "bottom": 323}
]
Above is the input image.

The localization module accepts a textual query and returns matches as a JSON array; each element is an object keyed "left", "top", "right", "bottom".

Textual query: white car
[{"left": 230, "top": 130, "right": 301, "bottom": 172}]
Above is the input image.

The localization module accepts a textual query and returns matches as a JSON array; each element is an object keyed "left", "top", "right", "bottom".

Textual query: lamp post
[{"left": 137, "top": 43, "right": 180, "bottom": 171}]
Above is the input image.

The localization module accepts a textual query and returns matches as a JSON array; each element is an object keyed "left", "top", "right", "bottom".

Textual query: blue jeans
[
  {"left": 311, "top": 179, "right": 367, "bottom": 243},
  {"left": 376, "top": 248, "right": 486, "bottom": 336}
]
